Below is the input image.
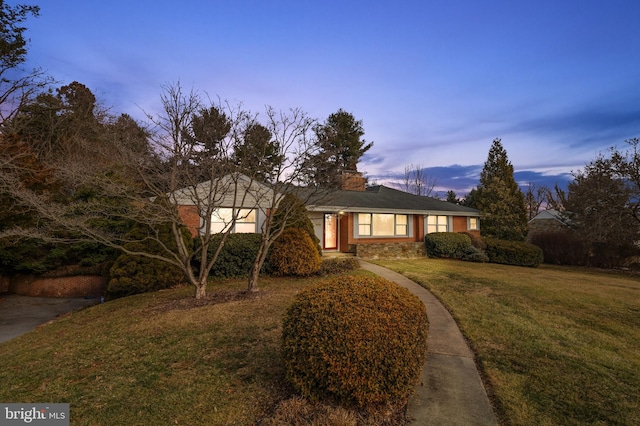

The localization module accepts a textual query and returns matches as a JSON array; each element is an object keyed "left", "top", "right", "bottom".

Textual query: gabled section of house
[
  {"left": 527, "top": 209, "right": 570, "bottom": 241},
  {"left": 175, "top": 172, "right": 481, "bottom": 259},
  {"left": 175, "top": 174, "right": 276, "bottom": 236}
]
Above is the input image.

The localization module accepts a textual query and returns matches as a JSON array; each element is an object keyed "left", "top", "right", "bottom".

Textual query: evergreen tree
[
  {"left": 445, "top": 190, "right": 459, "bottom": 204},
  {"left": 303, "top": 109, "right": 373, "bottom": 186},
  {"left": 476, "top": 138, "right": 528, "bottom": 241}
]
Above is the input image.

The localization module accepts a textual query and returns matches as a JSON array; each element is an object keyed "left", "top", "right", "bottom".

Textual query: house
[
  {"left": 176, "top": 172, "right": 481, "bottom": 259},
  {"left": 173, "top": 174, "right": 275, "bottom": 237},
  {"left": 527, "top": 209, "right": 569, "bottom": 242},
  {"left": 304, "top": 172, "right": 481, "bottom": 258}
]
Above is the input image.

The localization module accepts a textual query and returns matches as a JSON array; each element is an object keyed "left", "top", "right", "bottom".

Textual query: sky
[{"left": 17, "top": 0, "right": 640, "bottom": 197}]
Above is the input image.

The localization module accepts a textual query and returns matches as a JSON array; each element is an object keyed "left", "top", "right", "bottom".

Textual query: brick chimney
[{"left": 340, "top": 170, "right": 366, "bottom": 191}]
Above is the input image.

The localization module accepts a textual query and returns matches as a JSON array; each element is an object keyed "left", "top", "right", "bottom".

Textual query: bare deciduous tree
[
  {"left": 397, "top": 163, "right": 437, "bottom": 197},
  {"left": 1, "top": 81, "right": 336, "bottom": 298}
]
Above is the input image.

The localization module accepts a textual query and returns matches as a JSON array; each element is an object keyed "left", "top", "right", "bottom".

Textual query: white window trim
[
  {"left": 355, "top": 213, "right": 411, "bottom": 238},
  {"left": 468, "top": 216, "right": 480, "bottom": 231},
  {"left": 210, "top": 208, "right": 258, "bottom": 234},
  {"left": 426, "top": 215, "right": 450, "bottom": 233}
]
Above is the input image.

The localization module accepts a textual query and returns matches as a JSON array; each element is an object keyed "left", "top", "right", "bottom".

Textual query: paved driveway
[{"left": 0, "top": 294, "right": 99, "bottom": 344}]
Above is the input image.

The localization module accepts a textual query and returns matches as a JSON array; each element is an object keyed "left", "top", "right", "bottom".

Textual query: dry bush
[
  {"left": 282, "top": 275, "right": 427, "bottom": 409},
  {"left": 269, "top": 227, "right": 322, "bottom": 276}
]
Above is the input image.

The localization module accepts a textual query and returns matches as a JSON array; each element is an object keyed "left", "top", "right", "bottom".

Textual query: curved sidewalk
[{"left": 359, "top": 261, "right": 498, "bottom": 426}]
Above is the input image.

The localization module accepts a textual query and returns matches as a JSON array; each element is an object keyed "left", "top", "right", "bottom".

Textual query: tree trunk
[
  {"left": 195, "top": 281, "right": 207, "bottom": 299},
  {"left": 247, "top": 236, "right": 271, "bottom": 292},
  {"left": 247, "top": 262, "right": 260, "bottom": 292}
]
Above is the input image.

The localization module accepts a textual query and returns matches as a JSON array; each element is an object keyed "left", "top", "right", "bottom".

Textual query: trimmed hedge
[
  {"left": 106, "top": 223, "right": 192, "bottom": 300},
  {"left": 282, "top": 275, "right": 428, "bottom": 408},
  {"left": 0, "top": 237, "right": 118, "bottom": 276},
  {"left": 458, "top": 231, "right": 486, "bottom": 250},
  {"left": 425, "top": 232, "right": 472, "bottom": 259},
  {"left": 483, "top": 237, "right": 544, "bottom": 267},
  {"left": 205, "top": 233, "right": 266, "bottom": 278},
  {"left": 270, "top": 228, "right": 322, "bottom": 276},
  {"left": 529, "top": 231, "right": 588, "bottom": 266},
  {"left": 461, "top": 245, "right": 490, "bottom": 263}
]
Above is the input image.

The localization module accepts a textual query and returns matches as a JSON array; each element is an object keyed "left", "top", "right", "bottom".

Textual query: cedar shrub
[{"left": 269, "top": 227, "right": 322, "bottom": 276}]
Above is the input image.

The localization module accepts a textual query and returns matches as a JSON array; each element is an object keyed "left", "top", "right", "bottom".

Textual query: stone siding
[{"left": 353, "top": 242, "right": 426, "bottom": 260}]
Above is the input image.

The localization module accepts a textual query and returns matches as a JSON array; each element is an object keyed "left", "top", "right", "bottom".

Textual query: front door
[{"left": 324, "top": 213, "right": 338, "bottom": 250}]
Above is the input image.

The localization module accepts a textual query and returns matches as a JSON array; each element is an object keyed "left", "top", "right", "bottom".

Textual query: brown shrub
[
  {"left": 282, "top": 275, "right": 428, "bottom": 409},
  {"left": 270, "top": 228, "right": 322, "bottom": 276}
]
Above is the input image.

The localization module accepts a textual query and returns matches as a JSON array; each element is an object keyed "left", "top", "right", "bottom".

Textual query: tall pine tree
[{"left": 476, "top": 138, "right": 528, "bottom": 241}]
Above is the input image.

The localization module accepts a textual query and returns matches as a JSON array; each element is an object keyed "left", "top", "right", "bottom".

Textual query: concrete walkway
[{"left": 359, "top": 261, "right": 498, "bottom": 426}]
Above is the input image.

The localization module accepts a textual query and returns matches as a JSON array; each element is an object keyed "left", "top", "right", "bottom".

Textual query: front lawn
[
  {"left": 0, "top": 276, "right": 333, "bottom": 425},
  {"left": 374, "top": 259, "right": 640, "bottom": 426}
]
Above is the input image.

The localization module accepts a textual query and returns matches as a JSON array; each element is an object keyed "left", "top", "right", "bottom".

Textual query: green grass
[
  {"left": 0, "top": 277, "right": 328, "bottom": 425},
  {"left": 374, "top": 258, "right": 640, "bottom": 426}
]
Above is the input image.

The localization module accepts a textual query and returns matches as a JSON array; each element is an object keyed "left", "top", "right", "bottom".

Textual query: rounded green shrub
[
  {"left": 282, "top": 275, "right": 428, "bottom": 408},
  {"left": 270, "top": 228, "right": 322, "bottom": 276},
  {"left": 459, "top": 231, "right": 486, "bottom": 250},
  {"left": 483, "top": 237, "right": 544, "bottom": 267},
  {"left": 424, "top": 232, "right": 472, "bottom": 259},
  {"left": 204, "top": 233, "right": 266, "bottom": 278},
  {"left": 106, "top": 223, "right": 192, "bottom": 300},
  {"left": 461, "top": 245, "right": 490, "bottom": 263}
]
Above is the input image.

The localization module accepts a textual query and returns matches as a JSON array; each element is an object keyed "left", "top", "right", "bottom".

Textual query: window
[
  {"left": 427, "top": 215, "right": 448, "bottom": 233},
  {"left": 373, "top": 214, "right": 394, "bottom": 236},
  {"left": 235, "top": 209, "right": 256, "bottom": 233},
  {"left": 468, "top": 217, "right": 479, "bottom": 230},
  {"left": 358, "top": 213, "right": 371, "bottom": 235},
  {"left": 211, "top": 208, "right": 257, "bottom": 233},
  {"left": 357, "top": 213, "right": 409, "bottom": 237},
  {"left": 396, "top": 214, "right": 408, "bottom": 235}
]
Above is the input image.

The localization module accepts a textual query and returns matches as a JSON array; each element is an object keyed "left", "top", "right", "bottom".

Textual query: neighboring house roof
[
  {"left": 528, "top": 209, "right": 566, "bottom": 224},
  {"left": 306, "top": 185, "right": 480, "bottom": 216}
]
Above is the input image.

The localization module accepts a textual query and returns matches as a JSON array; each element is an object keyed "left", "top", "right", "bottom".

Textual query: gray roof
[
  {"left": 306, "top": 185, "right": 480, "bottom": 216},
  {"left": 528, "top": 209, "right": 569, "bottom": 224}
]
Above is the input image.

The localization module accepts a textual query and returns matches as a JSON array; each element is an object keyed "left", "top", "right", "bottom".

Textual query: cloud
[
  {"left": 506, "top": 89, "right": 640, "bottom": 151},
  {"left": 370, "top": 164, "right": 572, "bottom": 198}
]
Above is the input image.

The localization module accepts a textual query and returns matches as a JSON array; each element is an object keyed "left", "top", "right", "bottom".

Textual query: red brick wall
[
  {"left": 178, "top": 205, "right": 200, "bottom": 237},
  {"left": 6, "top": 275, "right": 107, "bottom": 297},
  {"left": 340, "top": 171, "right": 366, "bottom": 191},
  {"left": 452, "top": 216, "right": 468, "bottom": 233}
]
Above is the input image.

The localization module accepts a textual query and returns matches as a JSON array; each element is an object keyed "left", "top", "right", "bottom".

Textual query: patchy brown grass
[
  {"left": 0, "top": 271, "right": 409, "bottom": 425},
  {"left": 374, "top": 258, "right": 640, "bottom": 426}
]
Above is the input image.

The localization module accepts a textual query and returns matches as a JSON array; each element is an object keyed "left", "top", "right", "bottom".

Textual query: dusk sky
[{"left": 19, "top": 0, "right": 640, "bottom": 197}]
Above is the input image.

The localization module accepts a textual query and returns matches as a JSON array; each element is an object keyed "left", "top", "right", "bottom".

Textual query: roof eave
[{"left": 307, "top": 205, "right": 480, "bottom": 216}]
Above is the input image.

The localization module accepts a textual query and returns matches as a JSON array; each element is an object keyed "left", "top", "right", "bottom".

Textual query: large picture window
[
  {"left": 211, "top": 208, "right": 257, "bottom": 233},
  {"left": 357, "top": 213, "right": 409, "bottom": 237},
  {"left": 427, "top": 215, "right": 448, "bottom": 233}
]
